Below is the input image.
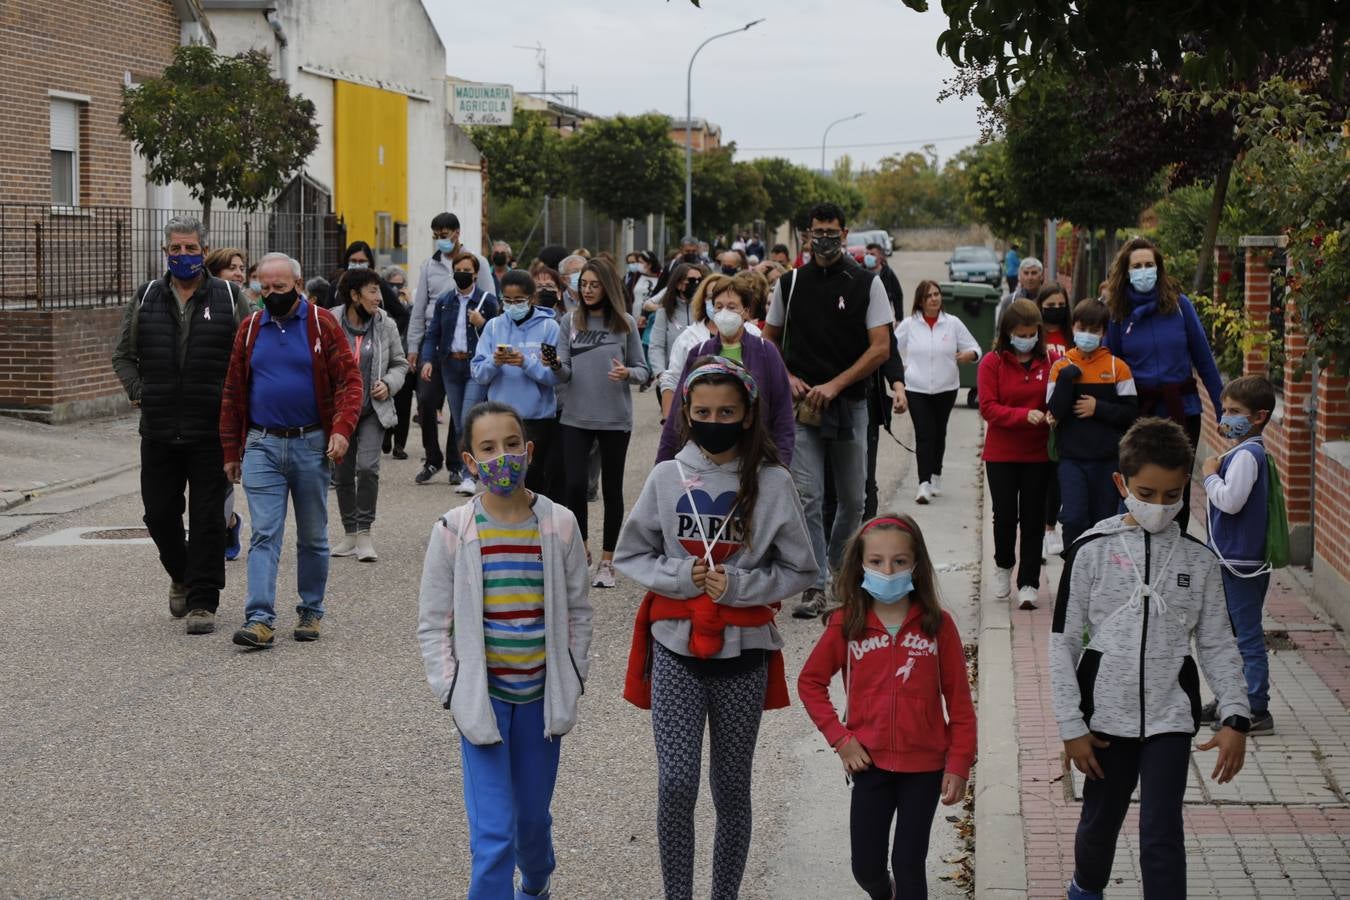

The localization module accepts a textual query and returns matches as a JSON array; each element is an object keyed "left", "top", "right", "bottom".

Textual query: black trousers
[
  {"left": 985, "top": 460, "right": 1055, "bottom": 589},
  {"left": 1045, "top": 461, "right": 1061, "bottom": 529},
  {"left": 417, "top": 358, "right": 454, "bottom": 470},
  {"left": 140, "top": 437, "right": 227, "bottom": 613},
  {"left": 907, "top": 389, "right": 958, "bottom": 485},
  {"left": 1074, "top": 732, "right": 1190, "bottom": 899},
  {"left": 1179, "top": 414, "right": 1201, "bottom": 534},
  {"left": 390, "top": 373, "right": 414, "bottom": 451},
  {"left": 850, "top": 767, "right": 943, "bottom": 900},
  {"left": 561, "top": 425, "right": 630, "bottom": 552},
  {"left": 524, "top": 416, "right": 560, "bottom": 498}
]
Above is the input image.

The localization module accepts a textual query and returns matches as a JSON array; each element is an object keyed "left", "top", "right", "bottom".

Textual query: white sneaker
[
  {"left": 355, "top": 531, "right": 378, "bottom": 562},
  {"left": 915, "top": 482, "right": 932, "bottom": 505},
  {"left": 930, "top": 475, "right": 943, "bottom": 496},
  {"left": 331, "top": 534, "right": 358, "bottom": 557},
  {"left": 1044, "top": 529, "right": 1063, "bottom": 559},
  {"left": 1017, "top": 585, "right": 1039, "bottom": 610},
  {"left": 993, "top": 566, "right": 1013, "bottom": 598},
  {"left": 455, "top": 477, "right": 477, "bottom": 496},
  {"left": 592, "top": 560, "right": 616, "bottom": 589}
]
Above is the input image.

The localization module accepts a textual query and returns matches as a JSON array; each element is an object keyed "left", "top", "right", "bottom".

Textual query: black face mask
[
  {"left": 263, "top": 289, "right": 298, "bottom": 319},
  {"left": 689, "top": 419, "right": 744, "bottom": 455},
  {"left": 1041, "top": 306, "right": 1067, "bottom": 326},
  {"left": 721, "top": 265, "right": 739, "bottom": 277},
  {"left": 353, "top": 303, "right": 373, "bottom": 322},
  {"left": 682, "top": 252, "right": 699, "bottom": 264},
  {"left": 453, "top": 271, "right": 475, "bottom": 290},
  {"left": 492, "top": 253, "right": 508, "bottom": 267},
  {"left": 682, "top": 280, "right": 701, "bottom": 299},
  {"left": 537, "top": 289, "right": 559, "bottom": 309}
]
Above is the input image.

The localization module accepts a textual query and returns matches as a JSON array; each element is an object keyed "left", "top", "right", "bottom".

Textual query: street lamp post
[
  {"left": 685, "top": 18, "right": 764, "bottom": 239},
  {"left": 821, "top": 112, "right": 864, "bottom": 174}
]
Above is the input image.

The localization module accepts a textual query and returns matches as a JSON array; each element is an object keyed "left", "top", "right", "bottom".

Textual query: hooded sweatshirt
[
  {"left": 798, "top": 605, "right": 977, "bottom": 778},
  {"left": 556, "top": 310, "right": 650, "bottom": 431},
  {"left": 1106, "top": 290, "right": 1223, "bottom": 420},
  {"left": 613, "top": 443, "right": 817, "bottom": 658},
  {"left": 1050, "top": 515, "right": 1250, "bottom": 742},
  {"left": 470, "top": 306, "right": 561, "bottom": 420}
]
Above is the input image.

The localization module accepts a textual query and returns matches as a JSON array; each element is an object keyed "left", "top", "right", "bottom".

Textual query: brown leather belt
[
  {"left": 250, "top": 423, "right": 322, "bottom": 438},
  {"left": 447, "top": 352, "right": 472, "bottom": 360}
]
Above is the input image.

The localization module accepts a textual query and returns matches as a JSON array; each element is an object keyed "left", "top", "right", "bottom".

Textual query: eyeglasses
[
  {"left": 808, "top": 230, "right": 843, "bottom": 240},
  {"left": 579, "top": 280, "right": 603, "bottom": 292}
]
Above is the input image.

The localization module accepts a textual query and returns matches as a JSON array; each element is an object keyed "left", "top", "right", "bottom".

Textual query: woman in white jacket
[{"left": 895, "top": 279, "right": 981, "bottom": 504}]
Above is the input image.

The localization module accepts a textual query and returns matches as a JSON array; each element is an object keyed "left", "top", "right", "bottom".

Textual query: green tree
[
  {"left": 959, "top": 141, "right": 1037, "bottom": 243},
  {"left": 679, "top": 146, "right": 770, "bottom": 237},
  {"left": 859, "top": 147, "right": 963, "bottom": 228},
  {"left": 748, "top": 157, "right": 814, "bottom": 228},
  {"left": 119, "top": 45, "right": 317, "bottom": 229},
  {"left": 566, "top": 114, "right": 683, "bottom": 221},
  {"left": 795, "top": 171, "right": 865, "bottom": 231},
  {"left": 468, "top": 110, "right": 567, "bottom": 201}
]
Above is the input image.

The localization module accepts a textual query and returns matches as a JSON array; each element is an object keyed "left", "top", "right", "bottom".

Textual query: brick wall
[
  {"left": 0, "top": 306, "right": 129, "bottom": 423},
  {"left": 1313, "top": 371, "right": 1350, "bottom": 615},
  {"left": 0, "top": 0, "right": 181, "bottom": 207}
]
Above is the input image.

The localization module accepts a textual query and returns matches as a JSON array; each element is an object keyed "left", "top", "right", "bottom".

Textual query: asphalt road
[{"left": 0, "top": 252, "right": 982, "bottom": 899}]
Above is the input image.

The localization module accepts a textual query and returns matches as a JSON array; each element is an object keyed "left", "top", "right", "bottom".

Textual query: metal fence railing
[
  {"left": 0, "top": 204, "right": 345, "bottom": 309},
  {"left": 488, "top": 194, "right": 669, "bottom": 266}
]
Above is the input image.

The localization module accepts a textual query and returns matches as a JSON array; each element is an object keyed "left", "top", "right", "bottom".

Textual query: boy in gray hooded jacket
[{"left": 1050, "top": 418, "right": 1249, "bottom": 900}]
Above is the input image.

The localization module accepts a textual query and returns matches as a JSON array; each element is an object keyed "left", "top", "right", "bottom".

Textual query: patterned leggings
[{"left": 650, "top": 642, "right": 768, "bottom": 900}]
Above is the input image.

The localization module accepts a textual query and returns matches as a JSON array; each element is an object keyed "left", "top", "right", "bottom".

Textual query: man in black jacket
[
  {"left": 864, "top": 242, "right": 904, "bottom": 321},
  {"left": 111, "top": 216, "right": 250, "bottom": 635}
]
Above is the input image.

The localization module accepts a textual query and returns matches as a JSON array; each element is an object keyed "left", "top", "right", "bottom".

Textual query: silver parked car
[
  {"left": 946, "top": 246, "right": 1002, "bottom": 287},
  {"left": 847, "top": 229, "right": 893, "bottom": 256}
]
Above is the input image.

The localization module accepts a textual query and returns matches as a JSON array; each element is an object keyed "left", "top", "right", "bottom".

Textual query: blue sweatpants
[
  {"left": 1222, "top": 569, "right": 1271, "bottom": 714},
  {"left": 1058, "top": 458, "right": 1121, "bottom": 551},
  {"left": 460, "top": 698, "right": 561, "bottom": 899}
]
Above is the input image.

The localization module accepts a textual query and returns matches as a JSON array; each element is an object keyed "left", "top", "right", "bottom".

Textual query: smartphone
[
  {"left": 497, "top": 344, "right": 511, "bottom": 354},
  {"left": 541, "top": 342, "right": 557, "bottom": 359}
]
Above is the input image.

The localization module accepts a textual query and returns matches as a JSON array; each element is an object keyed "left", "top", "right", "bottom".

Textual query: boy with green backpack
[{"left": 1200, "top": 374, "right": 1286, "bottom": 734}]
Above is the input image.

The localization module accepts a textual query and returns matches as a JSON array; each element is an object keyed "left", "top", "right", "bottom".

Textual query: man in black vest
[
  {"left": 112, "top": 216, "right": 250, "bottom": 635},
  {"left": 762, "top": 202, "right": 893, "bottom": 619}
]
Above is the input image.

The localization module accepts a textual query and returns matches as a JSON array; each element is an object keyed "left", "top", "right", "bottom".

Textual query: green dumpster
[{"left": 939, "top": 282, "right": 1001, "bottom": 407}]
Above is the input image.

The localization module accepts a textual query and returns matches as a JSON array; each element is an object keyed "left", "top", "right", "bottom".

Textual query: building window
[{"left": 50, "top": 99, "right": 81, "bottom": 206}]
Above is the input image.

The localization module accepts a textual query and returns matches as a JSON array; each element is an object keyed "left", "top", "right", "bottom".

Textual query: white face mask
[
  {"left": 712, "top": 308, "right": 744, "bottom": 340},
  {"left": 1123, "top": 489, "right": 1182, "bottom": 534}
]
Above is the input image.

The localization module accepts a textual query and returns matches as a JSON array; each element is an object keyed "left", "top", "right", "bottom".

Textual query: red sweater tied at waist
[{"left": 623, "top": 591, "right": 790, "bottom": 710}]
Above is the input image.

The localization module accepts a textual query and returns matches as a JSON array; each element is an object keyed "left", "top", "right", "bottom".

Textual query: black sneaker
[
  {"left": 1198, "top": 699, "right": 1219, "bottom": 724},
  {"left": 392, "top": 447, "right": 409, "bottom": 460},
  {"left": 792, "top": 588, "right": 829, "bottom": 619},
  {"left": 1250, "top": 710, "right": 1275, "bottom": 734},
  {"left": 415, "top": 463, "right": 441, "bottom": 485}
]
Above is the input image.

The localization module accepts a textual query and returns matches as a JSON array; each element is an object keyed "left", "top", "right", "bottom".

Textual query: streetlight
[
  {"left": 821, "top": 112, "right": 864, "bottom": 173},
  {"left": 685, "top": 17, "right": 765, "bottom": 239}
]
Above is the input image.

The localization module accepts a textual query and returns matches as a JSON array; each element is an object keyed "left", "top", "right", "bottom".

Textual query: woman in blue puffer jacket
[{"left": 1105, "top": 236, "right": 1224, "bottom": 532}]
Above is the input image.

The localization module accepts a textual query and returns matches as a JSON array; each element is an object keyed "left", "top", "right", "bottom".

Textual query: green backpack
[{"left": 1264, "top": 454, "right": 1289, "bottom": 569}]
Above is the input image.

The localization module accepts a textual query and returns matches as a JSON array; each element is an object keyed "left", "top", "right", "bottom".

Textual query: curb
[
  {"left": 0, "top": 461, "right": 140, "bottom": 513},
  {"left": 974, "top": 466, "right": 1029, "bottom": 899}
]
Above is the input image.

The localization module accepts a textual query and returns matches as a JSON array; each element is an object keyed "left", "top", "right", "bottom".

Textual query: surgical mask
[
  {"left": 262, "top": 289, "right": 298, "bottom": 319},
  {"left": 712, "top": 309, "right": 744, "bottom": 340},
  {"left": 473, "top": 451, "right": 529, "bottom": 497},
  {"left": 166, "top": 253, "right": 204, "bottom": 280},
  {"left": 861, "top": 567, "right": 914, "bottom": 605},
  {"left": 1128, "top": 266, "right": 1158, "bottom": 293},
  {"left": 627, "top": 262, "right": 640, "bottom": 274},
  {"left": 453, "top": 271, "right": 474, "bottom": 290},
  {"left": 1123, "top": 489, "right": 1182, "bottom": 534},
  {"left": 811, "top": 234, "right": 843, "bottom": 261},
  {"left": 568, "top": 272, "right": 580, "bottom": 294},
  {"left": 863, "top": 254, "right": 877, "bottom": 269},
  {"left": 492, "top": 252, "right": 508, "bottom": 267},
  {"left": 503, "top": 300, "right": 531, "bottom": 322},
  {"left": 1219, "top": 414, "right": 1253, "bottom": 440},
  {"left": 537, "top": 289, "right": 559, "bottom": 309},
  {"left": 436, "top": 238, "right": 456, "bottom": 254},
  {"left": 688, "top": 419, "right": 743, "bottom": 455},
  {"left": 347, "top": 261, "right": 369, "bottom": 270},
  {"left": 1041, "top": 306, "right": 1067, "bottom": 326},
  {"left": 248, "top": 280, "right": 262, "bottom": 294},
  {"left": 1010, "top": 335, "right": 1039, "bottom": 354},
  {"left": 1073, "top": 331, "right": 1102, "bottom": 353}
]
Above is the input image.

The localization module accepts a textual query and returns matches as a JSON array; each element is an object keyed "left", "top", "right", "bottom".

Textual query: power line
[{"left": 737, "top": 133, "right": 980, "bottom": 152}]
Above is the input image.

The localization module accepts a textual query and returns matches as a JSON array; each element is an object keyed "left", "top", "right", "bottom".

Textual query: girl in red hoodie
[
  {"left": 799, "top": 514, "right": 976, "bottom": 900},
  {"left": 978, "top": 298, "right": 1053, "bottom": 610}
]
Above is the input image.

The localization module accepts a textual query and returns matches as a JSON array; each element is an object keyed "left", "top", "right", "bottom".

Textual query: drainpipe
[{"left": 266, "top": 8, "right": 289, "bottom": 84}]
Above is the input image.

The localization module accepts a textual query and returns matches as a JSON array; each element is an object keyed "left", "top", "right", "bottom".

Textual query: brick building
[{"left": 670, "top": 118, "right": 723, "bottom": 153}]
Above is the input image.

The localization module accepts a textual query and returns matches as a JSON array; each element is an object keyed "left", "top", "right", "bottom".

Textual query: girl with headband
[
  {"left": 797, "top": 512, "right": 977, "bottom": 900},
  {"left": 614, "top": 355, "right": 815, "bottom": 900}
]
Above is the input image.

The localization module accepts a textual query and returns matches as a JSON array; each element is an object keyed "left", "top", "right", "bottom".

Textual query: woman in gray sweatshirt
[
  {"left": 555, "top": 257, "right": 650, "bottom": 588},
  {"left": 614, "top": 357, "right": 816, "bottom": 900}
]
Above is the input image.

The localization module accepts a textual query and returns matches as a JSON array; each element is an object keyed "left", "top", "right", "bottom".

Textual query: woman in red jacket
[
  {"left": 799, "top": 513, "right": 976, "bottom": 900},
  {"left": 978, "top": 298, "right": 1053, "bottom": 609}
]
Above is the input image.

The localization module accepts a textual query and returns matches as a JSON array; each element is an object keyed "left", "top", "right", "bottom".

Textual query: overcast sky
[{"left": 422, "top": 0, "right": 984, "bottom": 172}]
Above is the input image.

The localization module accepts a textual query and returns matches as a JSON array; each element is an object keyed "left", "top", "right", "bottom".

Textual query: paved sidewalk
[
  {"left": 0, "top": 412, "right": 139, "bottom": 511},
  {"left": 1008, "top": 481, "right": 1350, "bottom": 899}
]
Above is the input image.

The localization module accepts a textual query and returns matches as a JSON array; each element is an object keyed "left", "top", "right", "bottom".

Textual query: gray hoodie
[
  {"left": 1050, "top": 515, "right": 1250, "bottom": 742},
  {"left": 417, "top": 494, "right": 593, "bottom": 744},
  {"left": 613, "top": 443, "right": 817, "bottom": 658},
  {"left": 556, "top": 310, "right": 649, "bottom": 431}
]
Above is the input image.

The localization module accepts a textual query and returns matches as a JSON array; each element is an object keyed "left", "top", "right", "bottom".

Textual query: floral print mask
[{"left": 473, "top": 451, "right": 529, "bottom": 496}]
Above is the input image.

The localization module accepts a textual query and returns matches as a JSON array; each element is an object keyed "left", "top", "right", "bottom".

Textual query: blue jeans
[
  {"left": 1222, "top": 569, "right": 1271, "bottom": 714},
  {"left": 440, "top": 357, "right": 486, "bottom": 477},
  {"left": 1058, "top": 458, "right": 1121, "bottom": 550},
  {"left": 460, "top": 698, "right": 561, "bottom": 900},
  {"left": 240, "top": 428, "right": 330, "bottom": 626},
  {"left": 790, "top": 400, "right": 867, "bottom": 590}
]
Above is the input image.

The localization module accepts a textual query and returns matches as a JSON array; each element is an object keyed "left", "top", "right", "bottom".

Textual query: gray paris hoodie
[
  {"left": 613, "top": 442, "right": 817, "bottom": 658},
  {"left": 1050, "top": 515, "right": 1250, "bottom": 742}
]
